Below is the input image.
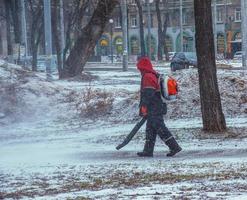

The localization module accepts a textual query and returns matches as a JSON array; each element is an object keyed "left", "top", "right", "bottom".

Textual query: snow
[{"left": 0, "top": 59, "right": 247, "bottom": 199}]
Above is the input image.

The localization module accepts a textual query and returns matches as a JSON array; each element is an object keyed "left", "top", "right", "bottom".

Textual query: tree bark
[
  {"left": 63, "top": 0, "right": 119, "bottom": 78},
  {"left": 155, "top": 0, "right": 169, "bottom": 61},
  {"left": 194, "top": 0, "right": 226, "bottom": 132},
  {"left": 135, "top": 0, "right": 145, "bottom": 56},
  {"left": 9, "top": 0, "right": 21, "bottom": 44},
  {"left": 51, "top": 0, "right": 63, "bottom": 78},
  {"left": 62, "top": 0, "right": 90, "bottom": 72},
  {"left": 163, "top": 12, "right": 169, "bottom": 61},
  {"left": 30, "top": 21, "right": 43, "bottom": 71},
  {"left": 4, "top": 0, "right": 13, "bottom": 55},
  {"left": 27, "top": 0, "right": 43, "bottom": 71},
  {"left": 31, "top": 44, "right": 38, "bottom": 70}
]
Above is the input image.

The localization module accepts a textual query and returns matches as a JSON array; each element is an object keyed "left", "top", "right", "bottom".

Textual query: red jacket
[
  {"left": 137, "top": 57, "right": 160, "bottom": 91},
  {"left": 136, "top": 57, "right": 165, "bottom": 117}
]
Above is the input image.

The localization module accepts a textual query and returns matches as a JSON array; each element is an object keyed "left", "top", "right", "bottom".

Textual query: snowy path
[
  {"left": 1, "top": 117, "right": 247, "bottom": 167},
  {"left": 1, "top": 117, "right": 247, "bottom": 199}
]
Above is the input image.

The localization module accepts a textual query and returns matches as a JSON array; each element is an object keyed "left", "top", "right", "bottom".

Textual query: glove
[{"left": 139, "top": 106, "right": 147, "bottom": 117}]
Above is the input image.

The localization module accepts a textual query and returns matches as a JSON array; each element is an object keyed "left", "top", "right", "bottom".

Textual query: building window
[
  {"left": 235, "top": 8, "right": 241, "bottom": 22},
  {"left": 217, "top": 9, "right": 223, "bottom": 23},
  {"left": 128, "top": 0, "right": 136, "bottom": 5},
  {"left": 130, "top": 15, "right": 137, "bottom": 27},
  {"left": 130, "top": 36, "right": 139, "bottom": 55},
  {"left": 182, "top": 11, "right": 188, "bottom": 25},
  {"left": 115, "top": 17, "right": 121, "bottom": 28},
  {"left": 217, "top": 33, "right": 225, "bottom": 53},
  {"left": 115, "top": 37, "right": 123, "bottom": 54},
  {"left": 98, "top": 37, "right": 109, "bottom": 56}
]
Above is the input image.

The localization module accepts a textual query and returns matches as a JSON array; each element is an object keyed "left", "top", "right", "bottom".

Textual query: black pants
[{"left": 143, "top": 116, "right": 173, "bottom": 153}]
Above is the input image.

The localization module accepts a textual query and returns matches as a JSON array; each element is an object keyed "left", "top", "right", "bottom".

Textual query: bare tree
[
  {"left": 8, "top": 0, "right": 21, "bottom": 44},
  {"left": 135, "top": 0, "right": 145, "bottom": 56},
  {"left": 63, "top": 0, "right": 119, "bottom": 78},
  {"left": 3, "top": 0, "right": 13, "bottom": 56},
  {"left": 155, "top": 0, "right": 169, "bottom": 61},
  {"left": 51, "top": 0, "right": 63, "bottom": 78},
  {"left": 2, "top": 0, "right": 23, "bottom": 63},
  {"left": 52, "top": 0, "right": 91, "bottom": 78},
  {"left": 26, "top": 0, "right": 44, "bottom": 71},
  {"left": 62, "top": 0, "right": 91, "bottom": 66},
  {"left": 194, "top": 0, "right": 226, "bottom": 132}
]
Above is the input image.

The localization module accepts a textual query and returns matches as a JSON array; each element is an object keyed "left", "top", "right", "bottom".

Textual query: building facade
[
  {"left": 0, "top": 0, "right": 243, "bottom": 60},
  {"left": 96, "top": 0, "right": 242, "bottom": 60}
]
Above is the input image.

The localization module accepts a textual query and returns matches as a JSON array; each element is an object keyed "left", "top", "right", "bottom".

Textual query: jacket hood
[{"left": 136, "top": 56, "right": 156, "bottom": 74}]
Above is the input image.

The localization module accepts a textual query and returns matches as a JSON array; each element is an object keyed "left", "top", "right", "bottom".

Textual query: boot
[
  {"left": 137, "top": 140, "right": 155, "bottom": 157},
  {"left": 137, "top": 151, "right": 153, "bottom": 157},
  {"left": 165, "top": 137, "right": 182, "bottom": 157}
]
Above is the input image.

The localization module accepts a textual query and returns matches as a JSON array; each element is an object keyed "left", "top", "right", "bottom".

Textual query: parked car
[
  {"left": 107, "top": 55, "right": 122, "bottom": 63},
  {"left": 233, "top": 51, "right": 243, "bottom": 60},
  {"left": 170, "top": 52, "right": 197, "bottom": 71}
]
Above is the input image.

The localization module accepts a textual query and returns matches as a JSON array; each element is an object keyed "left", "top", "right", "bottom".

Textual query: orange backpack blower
[{"left": 158, "top": 74, "right": 178, "bottom": 101}]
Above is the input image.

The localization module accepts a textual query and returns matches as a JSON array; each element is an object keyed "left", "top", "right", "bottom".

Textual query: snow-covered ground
[{"left": 0, "top": 60, "right": 247, "bottom": 199}]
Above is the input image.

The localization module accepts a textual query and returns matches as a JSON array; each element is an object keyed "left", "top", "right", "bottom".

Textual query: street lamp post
[
  {"left": 180, "top": 0, "right": 183, "bottom": 52},
  {"left": 121, "top": 0, "right": 128, "bottom": 71},
  {"left": 224, "top": 0, "right": 227, "bottom": 58},
  {"left": 109, "top": 19, "right": 114, "bottom": 64},
  {"left": 241, "top": 0, "right": 247, "bottom": 68}
]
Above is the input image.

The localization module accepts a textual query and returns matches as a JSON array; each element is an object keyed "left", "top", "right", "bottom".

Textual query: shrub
[{"left": 76, "top": 86, "right": 114, "bottom": 118}]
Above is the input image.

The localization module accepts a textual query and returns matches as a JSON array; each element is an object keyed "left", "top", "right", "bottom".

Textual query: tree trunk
[
  {"left": 62, "top": 0, "right": 90, "bottom": 75},
  {"left": 163, "top": 12, "right": 169, "bottom": 61},
  {"left": 63, "top": 0, "right": 119, "bottom": 78},
  {"left": 51, "top": 0, "right": 63, "bottom": 79},
  {"left": 9, "top": 0, "right": 21, "bottom": 44},
  {"left": 4, "top": 0, "right": 13, "bottom": 56},
  {"left": 135, "top": 0, "right": 145, "bottom": 56},
  {"left": 63, "top": 21, "right": 72, "bottom": 65},
  {"left": 155, "top": 0, "right": 169, "bottom": 61},
  {"left": 27, "top": 0, "right": 43, "bottom": 71},
  {"left": 31, "top": 45, "right": 38, "bottom": 71},
  {"left": 163, "top": 39, "right": 169, "bottom": 61},
  {"left": 6, "top": 0, "right": 22, "bottom": 63},
  {"left": 194, "top": 0, "right": 226, "bottom": 132},
  {"left": 31, "top": 23, "right": 43, "bottom": 72}
]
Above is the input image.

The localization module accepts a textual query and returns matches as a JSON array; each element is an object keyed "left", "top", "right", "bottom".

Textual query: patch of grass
[
  {"left": 63, "top": 170, "right": 246, "bottom": 190},
  {"left": 64, "top": 90, "right": 80, "bottom": 103},
  {"left": 3, "top": 164, "right": 247, "bottom": 199},
  {"left": 173, "top": 127, "right": 247, "bottom": 140},
  {"left": 67, "top": 72, "right": 99, "bottom": 82},
  {"left": 76, "top": 86, "right": 114, "bottom": 118}
]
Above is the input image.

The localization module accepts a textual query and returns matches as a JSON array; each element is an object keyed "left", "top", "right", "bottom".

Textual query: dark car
[{"left": 170, "top": 52, "right": 197, "bottom": 71}]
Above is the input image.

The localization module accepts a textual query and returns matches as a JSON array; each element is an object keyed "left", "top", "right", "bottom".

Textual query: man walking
[{"left": 137, "top": 56, "right": 182, "bottom": 157}]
